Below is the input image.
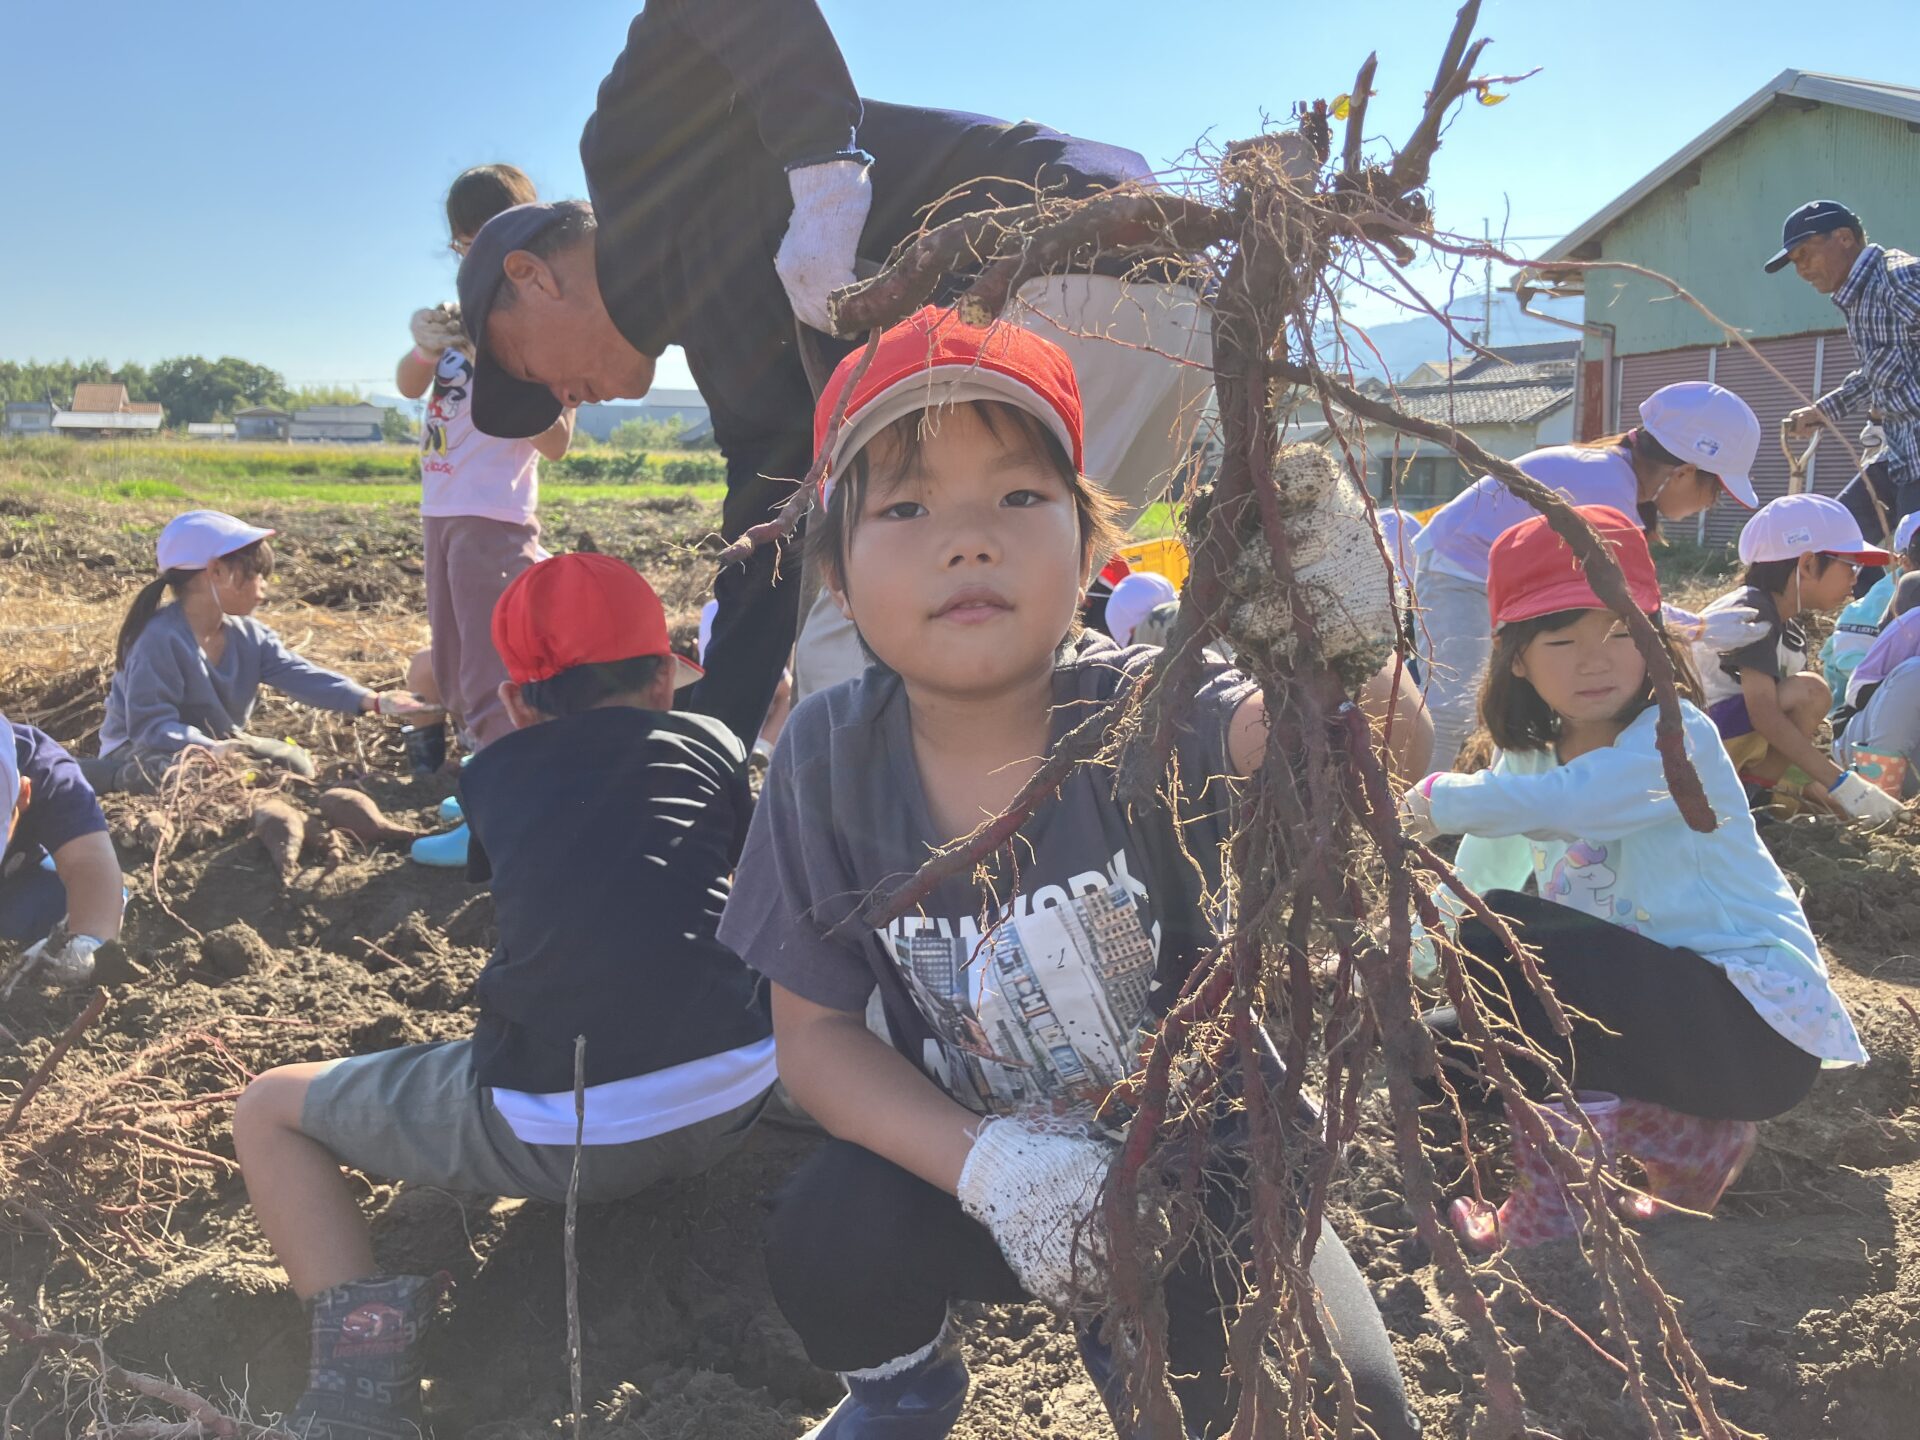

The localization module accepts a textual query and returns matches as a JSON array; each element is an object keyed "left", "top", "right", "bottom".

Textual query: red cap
[
  {"left": 813, "top": 307, "right": 1084, "bottom": 506},
  {"left": 1486, "top": 505, "right": 1662, "bottom": 628},
  {"left": 492, "top": 553, "right": 703, "bottom": 689}
]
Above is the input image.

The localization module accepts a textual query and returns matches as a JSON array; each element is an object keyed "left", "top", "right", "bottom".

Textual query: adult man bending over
[{"left": 459, "top": 0, "right": 1209, "bottom": 746}]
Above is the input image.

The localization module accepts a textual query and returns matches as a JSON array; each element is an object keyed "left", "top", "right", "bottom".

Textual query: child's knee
[
  {"left": 1785, "top": 673, "right": 1833, "bottom": 725},
  {"left": 233, "top": 1062, "right": 330, "bottom": 1148}
]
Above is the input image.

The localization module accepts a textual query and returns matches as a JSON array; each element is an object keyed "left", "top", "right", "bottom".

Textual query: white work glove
[
  {"left": 372, "top": 691, "right": 444, "bottom": 722},
  {"left": 1398, "top": 773, "right": 1444, "bottom": 843},
  {"left": 1830, "top": 770, "right": 1906, "bottom": 828},
  {"left": 410, "top": 303, "right": 468, "bottom": 357},
  {"left": 774, "top": 159, "right": 872, "bottom": 335},
  {"left": 22, "top": 930, "right": 102, "bottom": 989},
  {"left": 1861, "top": 422, "right": 1888, "bottom": 462},
  {"left": 1664, "top": 603, "right": 1767, "bottom": 653},
  {"left": 956, "top": 1118, "right": 1112, "bottom": 1309}
]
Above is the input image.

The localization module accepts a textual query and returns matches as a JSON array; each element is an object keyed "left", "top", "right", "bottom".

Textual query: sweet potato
[
  {"left": 315, "top": 786, "right": 424, "bottom": 844},
  {"left": 248, "top": 798, "right": 306, "bottom": 880}
]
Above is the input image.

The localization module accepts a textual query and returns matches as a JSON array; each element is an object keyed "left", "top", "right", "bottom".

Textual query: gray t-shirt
[{"left": 720, "top": 634, "right": 1253, "bottom": 1115}]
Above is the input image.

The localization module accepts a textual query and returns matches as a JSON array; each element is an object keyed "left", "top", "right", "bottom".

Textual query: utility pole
[{"left": 1479, "top": 217, "right": 1494, "bottom": 346}]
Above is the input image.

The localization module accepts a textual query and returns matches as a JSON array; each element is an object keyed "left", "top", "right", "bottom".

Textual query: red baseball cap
[
  {"left": 492, "top": 553, "right": 703, "bottom": 689},
  {"left": 1486, "top": 505, "right": 1662, "bottom": 628},
  {"left": 813, "top": 307, "right": 1084, "bottom": 508}
]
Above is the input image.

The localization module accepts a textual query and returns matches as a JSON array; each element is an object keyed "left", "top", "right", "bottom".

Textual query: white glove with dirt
[
  {"left": 774, "top": 159, "right": 872, "bottom": 334},
  {"left": 956, "top": 1118, "right": 1112, "bottom": 1309},
  {"left": 372, "top": 691, "right": 445, "bottom": 722},
  {"left": 22, "top": 930, "right": 102, "bottom": 989},
  {"left": 410, "top": 304, "right": 468, "bottom": 357},
  {"left": 1861, "top": 422, "right": 1887, "bottom": 462},
  {"left": 1663, "top": 603, "right": 1767, "bottom": 653},
  {"left": 1830, "top": 770, "right": 1906, "bottom": 828},
  {"left": 1398, "top": 773, "right": 1444, "bottom": 843}
]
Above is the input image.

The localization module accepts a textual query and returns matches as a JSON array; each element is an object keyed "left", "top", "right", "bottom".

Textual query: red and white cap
[
  {"left": 1737, "top": 492, "right": 1891, "bottom": 566},
  {"left": 813, "top": 308, "right": 1084, "bottom": 509},
  {"left": 1637, "top": 382, "right": 1761, "bottom": 508},
  {"left": 492, "top": 553, "right": 703, "bottom": 690},
  {"left": 1486, "top": 505, "right": 1662, "bottom": 628},
  {"left": 156, "top": 510, "right": 275, "bottom": 572}
]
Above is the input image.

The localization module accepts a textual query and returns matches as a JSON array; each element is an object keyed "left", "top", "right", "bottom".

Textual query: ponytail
[{"left": 116, "top": 569, "right": 195, "bottom": 671}]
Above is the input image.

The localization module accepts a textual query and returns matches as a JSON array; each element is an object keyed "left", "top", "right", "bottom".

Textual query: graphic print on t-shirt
[
  {"left": 421, "top": 350, "right": 470, "bottom": 472},
  {"left": 886, "top": 873, "right": 1157, "bottom": 1115}
]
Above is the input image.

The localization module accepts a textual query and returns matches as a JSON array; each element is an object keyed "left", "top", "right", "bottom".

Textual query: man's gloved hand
[
  {"left": 1830, "top": 769, "right": 1906, "bottom": 828},
  {"left": 1664, "top": 603, "right": 1769, "bottom": 653},
  {"left": 1398, "top": 773, "right": 1444, "bottom": 843},
  {"left": 372, "top": 691, "right": 445, "bottom": 722},
  {"left": 1861, "top": 422, "right": 1888, "bottom": 461},
  {"left": 774, "top": 159, "right": 872, "bottom": 335},
  {"left": 22, "top": 928, "right": 102, "bottom": 989},
  {"left": 956, "top": 1118, "right": 1111, "bottom": 1309},
  {"left": 222, "top": 733, "right": 316, "bottom": 779},
  {"left": 410, "top": 304, "right": 468, "bottom": 357}
]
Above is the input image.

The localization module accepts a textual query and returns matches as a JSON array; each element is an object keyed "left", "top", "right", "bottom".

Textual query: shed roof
[
  {"left": 1538, "top": 71, "right": 1920, "bottom": 271},
  {"left": 71, "top": 382, "right": 132, "bottom": 412},
  {"left": 53, "top": 411, "right": 164, "bottom": 431}
]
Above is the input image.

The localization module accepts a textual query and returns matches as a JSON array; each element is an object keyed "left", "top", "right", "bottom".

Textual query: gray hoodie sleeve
[{"left": 253, "top": 625, "right": 373, "bottom": 714}]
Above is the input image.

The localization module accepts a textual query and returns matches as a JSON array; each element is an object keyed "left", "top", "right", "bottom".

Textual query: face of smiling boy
[
  {"left": 1511, "top": 608, "right": 1649, "bottom": 733},
  {"left": 831, "top": 404, "right": 1089, "bottom": 699}
]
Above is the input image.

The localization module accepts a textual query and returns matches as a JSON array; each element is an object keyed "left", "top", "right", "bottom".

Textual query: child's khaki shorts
[{"left": 300, "top": 1039, "right": 766, "bottom": 1204}]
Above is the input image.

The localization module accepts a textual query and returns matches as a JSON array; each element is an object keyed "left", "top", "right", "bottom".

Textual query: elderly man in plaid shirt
[{"left": 1773, "top": 200, "right": 1920, "bottom": 579}]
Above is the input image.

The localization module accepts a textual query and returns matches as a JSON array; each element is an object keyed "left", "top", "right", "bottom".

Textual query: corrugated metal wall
[
  {"left": 1578, "top": 100, "right": 1920, "bottom": 360},
  {"left": 1619, "top": 330, "right": 1864, "bottom": 547}
]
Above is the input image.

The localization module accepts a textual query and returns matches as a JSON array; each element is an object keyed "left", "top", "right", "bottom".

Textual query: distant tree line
[{"left": 0, "top": 358, "right": 397, "bottom": 428}]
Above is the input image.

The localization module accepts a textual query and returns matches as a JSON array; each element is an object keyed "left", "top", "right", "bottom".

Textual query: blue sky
[{"left": 0, "top": 1, "right": 1900, "bottom": 394}]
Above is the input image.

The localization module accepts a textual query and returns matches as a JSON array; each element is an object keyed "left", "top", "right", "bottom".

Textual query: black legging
[
  {"left": 765, "top": 1137, "right": 1420, "bottom": 1440},
  {"left": 1424, "top": 890, "right": 1821, "bottom": 1121}
]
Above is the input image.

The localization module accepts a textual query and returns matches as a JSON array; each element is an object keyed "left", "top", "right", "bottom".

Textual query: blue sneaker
[
  {"left": 437, "top": 795, "right": 463, "bottom": 825},
  {"left": 409, "top": 824, "right": 469, "bottom": 869},
  {"left": 803, "top": 1329, "right": 968, "bottom": 1438}
]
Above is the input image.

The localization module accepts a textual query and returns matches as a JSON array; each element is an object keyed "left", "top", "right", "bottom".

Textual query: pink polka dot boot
[
  {"left": 1610, "top": 1098, "right": 1757, "bottom": 1222},
  {"left": 1450, "top": 1092, "right": 1619, "bottom": 1254}
]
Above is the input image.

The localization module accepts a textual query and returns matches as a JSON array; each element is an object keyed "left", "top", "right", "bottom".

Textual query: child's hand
[
  {"left": 21, "top": 927, "right": 101, "bottom": 989},
  {"left": 409, "top": 304, "right": 467, "bottom": 357},
  {"left": 370, "top": 691, "right": 446, "bottom": 723},
  {"left": 1830, "top": 770, "right": 1906, "bottom": 828},
  {"left": 1398, "top": 773, "right": 1444, "bottom": 842},
  {"left": 1664, "top": 602, "right": 1767, "bottom": 653},
  {"left": 956, "top": 1118, "right": 1112, "bottom": 1309}
]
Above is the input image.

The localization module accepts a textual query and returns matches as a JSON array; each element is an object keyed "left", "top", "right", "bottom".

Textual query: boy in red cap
[
  {"left": 1399, "top": 506, "right": 1863, "bottom": 1251},
  {"left": 722, "top": 308, "right": 1420, "bottom": 1439},
  {"left": 232, "top": 553, "right": 771, "bottom": 1440}
]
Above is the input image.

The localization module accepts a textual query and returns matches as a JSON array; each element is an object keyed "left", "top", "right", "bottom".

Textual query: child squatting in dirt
[
  {"left": 718, "top": 310, "right": 1425, "bottom": 1439},
  {"left": 232, "top": 552, "right": 774, "bottom": 1440},
  {"left": 0, "top": 708, "right": 123, "bottom": 988},
  {"left": 1399, "top": 505, "right": 1868, "bottom": 1249},
  {"left": 84, "top": 510, "right": 439, "bottom": 794},
  {"left": 1698, "top": 492, "right": 1904, "bottom": 824}
]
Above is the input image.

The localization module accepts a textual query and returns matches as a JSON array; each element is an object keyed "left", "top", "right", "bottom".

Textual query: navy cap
[
  {"left": 456, "top": 201, "right": 584, "bottom": 438},
  {"left": 1764, "top": 200, "right": 1862, "bottom": 274}
]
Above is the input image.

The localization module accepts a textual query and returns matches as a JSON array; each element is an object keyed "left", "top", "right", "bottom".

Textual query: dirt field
[{"left": 3, "top": 477, "right": 1918, "bottom": 1439}]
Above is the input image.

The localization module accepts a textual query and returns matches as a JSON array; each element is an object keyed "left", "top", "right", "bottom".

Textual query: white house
[{"left": 289, "top": 403, "right": 384, "bottom": 444}]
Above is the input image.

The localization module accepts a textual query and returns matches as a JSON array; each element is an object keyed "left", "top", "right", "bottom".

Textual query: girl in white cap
[
  {"left": 1410, "top": 381, "right": 1764, "bottom": 766},
  {"left": 86, "top": 511, "right": 437, "bottom": 793}
]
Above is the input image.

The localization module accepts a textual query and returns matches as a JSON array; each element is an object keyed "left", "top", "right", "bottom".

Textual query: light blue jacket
[{"left": 1430, "top": 700, "right": 1866, "bottom": 1065}]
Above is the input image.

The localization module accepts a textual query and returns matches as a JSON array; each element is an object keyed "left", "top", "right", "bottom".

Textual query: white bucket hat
[
  {"left": 1638, "top": 383, "right": 1760, "bottom": 508},
  {"left": 1737, "top": 492, "right": 1891, "bottom": 565},
  {"left": 156, "top": 511, "right": 275, "bottom": 573}
]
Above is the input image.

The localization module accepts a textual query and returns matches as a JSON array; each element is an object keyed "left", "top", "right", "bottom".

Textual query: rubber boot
[
  {"left": 436, "top": 795, "right": 463, "bottom": 825},
  {"left": 286, "top": 1273, "right": 442, "bottom": 1440},
  {"left": 1451, "top": 1092, "right": 1619, "bottom": 1252},
  {"left": 802, "top": 1327, "right": 969, "bottom": 1438},
  {"left": 402, "top": 722, "right": 446, "bottom": 781},
  {"left": 409, "top": 824, "right": 469, "bottom": 869},
  {"left": 1611, "top": 1098, "right": 1757, "bottom": 1222},
  {"left": 1076, "top": 1327, "right": 1202, "bottom": 1440}
]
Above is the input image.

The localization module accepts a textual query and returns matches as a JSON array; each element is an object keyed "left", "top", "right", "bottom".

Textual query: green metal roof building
[{"left": 1527, "top": 71, "right": 1920, "bottom": 544}]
